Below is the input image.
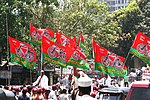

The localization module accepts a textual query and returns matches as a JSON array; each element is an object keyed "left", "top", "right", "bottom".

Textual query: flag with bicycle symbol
[
  {"left": 30, "top": 23, "right": 54, "bottom": 46},
  {"left": 94, "top": 41, "right": 127, "bottom": 77},
  {"left": 8, "top": 36, "right": 36, "bottom": 70},
  {"left": 130, "top": 32, "right": 150, "bottom": 64}
]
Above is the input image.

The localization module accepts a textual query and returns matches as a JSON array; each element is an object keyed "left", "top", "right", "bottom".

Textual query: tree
[
  {"left": 53, "top": 0, "right": 121, "bottom": 55},
  {"left": 0, "top": 0, "right": 58, "bottom": 62},
  {"left": 106, "top": 0, "right": 150, "bottom": 68},
  {"left": 137, "top": 0, "right": 150, "bottom": 36}
]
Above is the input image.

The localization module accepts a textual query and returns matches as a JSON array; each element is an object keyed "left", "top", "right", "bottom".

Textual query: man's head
[
  {"left": 52, "top": 84, "right": 57, "bottom": 90},
  {"left": 22, "top": 87, "right": 28, "bottom": 95},
  {"left": 78, "top": 75, "right": 92, "bottom": 95},
  {"left": 41, "top": 70, "right": 45, "bottom": 76}
]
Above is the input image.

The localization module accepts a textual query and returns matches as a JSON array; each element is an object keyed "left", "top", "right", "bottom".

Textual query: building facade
[{"left": 105, "top": 0, "right": 129, "bottom": 12}]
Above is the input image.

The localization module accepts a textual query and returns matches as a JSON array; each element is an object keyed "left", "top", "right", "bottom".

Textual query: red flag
[
  {"left": 30, "top": 23, "right": 40, "bottom": 40},
  {"left": 130, "top": 32, "right": 150, "bottom": 64},
  {"left": 56, "top": 31, "right": 76, "bottom": 47},
  {"left": 71, "top": 46, "right": 86, "bottom": 60},
  {"left": 78, "top": 34, "right": 84, "bottom": 45},
  {"left": 42, "top": 37, "right": 74, "bottom": 64},
  {"left": 94, "top": 40, "right": 127, "bottom": 77},
  {"left": 73, "top": 35, "right": 77, "bottom": 48},
  {"left": 95, "top": 44, "right": 127, "bottom": 70},
  {"left": 38, "top": 28, "right": 54, "bottom": 39},
  {"left": 67, "top": 46, "right": 90, "bottom": 70},
  {"left": 30, "top": 23, "right": 54, "bottom": 44},
  {"left": 9, "top": 36, "right": 36, "bottom": 69},
  {"left": 92, "top": 39, "right": 99, "bottom": 58}
]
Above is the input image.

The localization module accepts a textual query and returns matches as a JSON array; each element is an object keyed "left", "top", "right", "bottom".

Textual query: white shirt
[
  {"left": 58, "top": 93, "right": 70, "bottom": 100},
  {"left": 71, "top": 76, "right": 78, "bottom": 89},
  {"left": 79, "top": 95, "right": 97, "bottom": 100},
  {"left": 49, "top": 90, "right": 57, "bottom": 100},
  {"left": 33, "top": 75, "right": 48, "bottom": 89}
]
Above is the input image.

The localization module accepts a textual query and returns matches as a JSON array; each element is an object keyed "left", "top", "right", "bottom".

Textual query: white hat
[
  {"left": 41, "top": 70, "right": 44, "bottom": 73},
  {"left": 78, "top": 76, "right": 92, "bottom": 87}
]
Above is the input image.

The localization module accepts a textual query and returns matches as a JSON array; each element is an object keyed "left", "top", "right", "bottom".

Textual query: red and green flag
[
  {"left": 42, "top": 37, "right": 74, "bottom": 68},
  {"left": 94, "top": 41, "right": 127, "bottom": 77},
  {"left": 78, "top": 34, "right": 84, "bottom": 45},
  {"left": 56, "top": 31, "right": 76, "bottom": 48},
  {"left": 78, "top": 34, "right": 90, "bottom": 58},
  {"left": 30, "top": 23, "right": 54, "bottom": 46},
  {"left": 67, "top": 46, "right": 90, "bottom": 70},
  {"left": 92, "top": 39, "right": 98, "bottom": 58},
  {"left": 130, "top": 32, "right": 150, "bottom": 64},
  {"left": 8, "top": 36, "right": 36, "bottom": 70}
]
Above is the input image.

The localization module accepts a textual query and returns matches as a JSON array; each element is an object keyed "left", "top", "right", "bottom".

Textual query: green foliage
[
  {"left": 137, "top": 0, "right": 150, "bottom": 36},
  {"left": 0, "top": 0, "right": 58, "bottom": 61},
  {"left": 53, "top": 0, "right": 121, "bottom": 52},
  {"left": 1, "top": 0, "right": 149, "bottom": 66},
  {"left": 106, "top": 0, "right": 150, "bottom": 68}
]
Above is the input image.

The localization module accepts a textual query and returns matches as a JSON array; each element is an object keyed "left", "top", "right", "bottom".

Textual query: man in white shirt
[{"left": 33, "top": 70, "right": 49, "bottom": 89}]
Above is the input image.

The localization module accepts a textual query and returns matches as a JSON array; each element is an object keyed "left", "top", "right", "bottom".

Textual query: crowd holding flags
[{"left": 8, "top": 23, "right": 150, "bottom": 77}]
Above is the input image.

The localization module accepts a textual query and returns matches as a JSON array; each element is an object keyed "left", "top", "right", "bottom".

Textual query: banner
[
  {"left": 94, "top": 41, "right": 127, "bottom": 77},
  {"left": 30, "top": 23, "right": 54, "bottom": 45},
  {"left": 130, "top": 32, "right": 150, "bottom": 64},
  {"left": 8, "top": 36, "right": 36, "bottom": 70},
  {"left": 42, "top": 37, "right": 74, "bottom": 68}
]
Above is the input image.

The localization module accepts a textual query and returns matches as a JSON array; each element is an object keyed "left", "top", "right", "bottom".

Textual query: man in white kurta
[{"left": 33, "top": 70, "right": 49, "bottom": 89}]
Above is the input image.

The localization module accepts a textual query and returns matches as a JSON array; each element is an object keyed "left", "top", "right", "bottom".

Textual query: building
[{"left": 105, "top": 0, "right": 129, "bottom": 12}]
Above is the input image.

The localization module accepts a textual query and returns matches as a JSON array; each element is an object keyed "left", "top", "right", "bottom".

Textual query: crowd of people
[{"left": 1, "top": 68, "right": 150, "bottom": 100}]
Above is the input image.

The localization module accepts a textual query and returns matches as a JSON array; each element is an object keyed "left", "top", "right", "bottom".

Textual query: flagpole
[
  {"left": 30, "top": 70, "right": 32, "bottom": 84},
  {"left": 37, "top": 46, "right": 41, "bottom": 76},
  {"left": 6, "top": 13, "right": 11, "bottom": 85},
  {"left": 73, "top": 67, "right": 77, "bottom": 76},
  {"left": 41, "top": 45, "right": 43, "bottom": 71},
  {"left": 60, "top": 66, "right": 63, "bottom": 79},
  {"left": 123, "top": 51, "right": 131, "bottom": 74}
]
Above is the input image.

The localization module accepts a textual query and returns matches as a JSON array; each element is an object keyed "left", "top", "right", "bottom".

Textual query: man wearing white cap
[
  {"left": 77, "top": 74, "right": 97, "bottom": 100},
  {"left": 33, "top": 70, "right": 49, "bottom": 89}
]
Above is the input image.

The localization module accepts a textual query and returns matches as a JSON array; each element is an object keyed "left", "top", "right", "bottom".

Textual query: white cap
[
  {"left": 78, "top": 76, "right": 92, "bottom": 87},
  {"left": 41, "top": 70, "right": 44, "bottom": 73}
]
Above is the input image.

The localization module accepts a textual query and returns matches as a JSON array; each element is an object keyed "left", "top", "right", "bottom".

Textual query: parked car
[
  {"left": 96, "top": 87, "right": 129, "bottom": 100},
  {"left": 126, "top": 81, "right": 150, "bottom": 100},
  {"left": 0, "top": 88, "right": 16, "bottom": 100}
]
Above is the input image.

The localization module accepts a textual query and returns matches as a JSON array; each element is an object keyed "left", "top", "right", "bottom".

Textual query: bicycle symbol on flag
[
  {"left": 136, "top": 41, "right": 150, "bottom": 58},
  {"left": 101, "top": 52, "right": 124, "bottom": 69},
  {"left": 47, "top": 45, "right": 67, "bottom": 62},
  {"left": 16, "top": 44, "right": 34, "bottom": 62}
]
